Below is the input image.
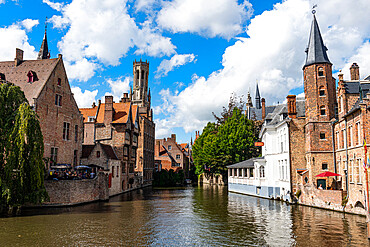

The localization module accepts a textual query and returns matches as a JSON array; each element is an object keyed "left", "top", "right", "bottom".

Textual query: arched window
[
  {"left": 141, "top": 71, "right": 145, "bottom": 80},
  {"left": 319, "top": 86, "right": 325, "bottom": 96},
  {"left": 136, "top": 70, "right": 139, "bottom": 79},
  {"left": 57, "top": 78, "right": 62, "bottom": 86},
  {"left": 318, "top": 67, "right": 324, "bottom": 77},
  {"left": 320, "top": 106, "right": 326, "bottom": 116},
  {"left": 27, "top": 71, "right": 37, "bottom": 83}
]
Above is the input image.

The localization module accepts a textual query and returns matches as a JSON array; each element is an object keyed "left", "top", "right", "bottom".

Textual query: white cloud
[
  {"left": 0, "top": 23, "right": 38, "bottom": 61},
  {"left": 155, "top": 54, "right": 196, "bottom": 78},
  {"left": 0, "top": 0, "right": 4, "bottom": 4},
  {"left": 105, "top": 77, "right": 131, "bottom": 102},
  {"left": 47, "top": 0, "right": 176, "bottom": 82},
  {"left": 71, "top": 87, "right": 98, "bottom": 108},
  {"left": 43, "top": 0, "right": 64, "bottom": 11},
  {"left": 153, "top": 0, "right": 370, "bottom": 136},
  {"left": 135, "top": 0, "right": 156, "bottom": 13},
  {"left": 20, "top": 19, "right": 39, "bottom": 31},
  {"left": 157, "top": 0, "right": 252, "bottom": 39},
  {"left": 339, "top": 42, "right": 370, "bottom": 80}
]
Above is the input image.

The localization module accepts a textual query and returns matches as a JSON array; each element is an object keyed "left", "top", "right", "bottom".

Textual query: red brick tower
[{"left": 303, "top": 13, "right": 337, "bottom": 187}]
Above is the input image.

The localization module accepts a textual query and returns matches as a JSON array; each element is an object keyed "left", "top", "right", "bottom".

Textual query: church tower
[
  {"left": 303, "top": 12, "right": 337, "bottom": 185},
  {"left": 132, "top": 60, "right": 150, "bottom": 107},
  {"left": 255, "top": 83, "right": 261, "bottom": 109},
  {"left": 37, "top": 19, "right": 50, "bottom": 60}
]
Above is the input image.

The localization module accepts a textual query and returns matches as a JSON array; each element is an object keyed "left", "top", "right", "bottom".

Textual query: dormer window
[
  {"left": 27, "top": 71, "right": 38, "bottom": 83},
  {"left": 0, "top": 73, "right": 5, "bottom": 81},
  {"left": 57, "top": 78, "right": 62, "bottom": 86},
  {"left": 318, "top": 67, "right": 324, "bottom": 77},
  {"left": 88, "top": 116, "right": 95, "bottom": 122},
  {"left": 320, "top": 106, "right": 326, "bottom": 116},
  {"left": 319, "top": 86, "right": 325, "bottom": 96}
]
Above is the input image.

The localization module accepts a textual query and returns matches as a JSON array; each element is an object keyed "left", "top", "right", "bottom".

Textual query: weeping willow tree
[{"left": 0, "top": 83, "right": 47, "bottom": 213}]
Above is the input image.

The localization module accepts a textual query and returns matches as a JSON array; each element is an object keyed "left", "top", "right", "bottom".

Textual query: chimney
[
  {"left": 155, "top": 140, "right": 161, "bottom": 156},
  {"left": 286, "top": 95, "right": 297, "bottom": 119},
  {"left": 14, "top": 48, "right": 23, "bottom": 66},
  {"left": 350, "top": 63, "right": 359, "bottom": 80},
  {"left": 338, "top": 70, "right": 343, "bottom": 82},
  {"left": 122, "top": 93, "right": 129, "bottom": 103},
  {"left": 92, "top": 102, "right": 96, "bottom": 108},
  {"left": 171, "top": 134, "right": 176, "bottom": 143},
  {"left": 104, "top": 95, "right": 114, "bottom": 125},
  {"left": 261, "top": 98, "right": 266, "bottom": 120}
]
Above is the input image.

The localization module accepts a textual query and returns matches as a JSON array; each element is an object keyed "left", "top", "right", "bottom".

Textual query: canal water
[{"left": 0, "top": 185, "right": 369, "bottom": 246}]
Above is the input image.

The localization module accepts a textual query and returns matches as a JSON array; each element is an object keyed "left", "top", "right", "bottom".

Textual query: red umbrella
[{"left": 315, "top": 171, "right": 341, "bottom": 177}]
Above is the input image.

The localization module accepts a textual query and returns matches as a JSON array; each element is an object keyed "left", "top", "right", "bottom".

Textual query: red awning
[{"left": 315, "top": 171, "right": 341, "bottom": 177}]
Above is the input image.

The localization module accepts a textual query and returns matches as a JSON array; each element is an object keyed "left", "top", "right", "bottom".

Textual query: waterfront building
[
  {"left": 80, "top": 95, "right": 141, "bottom": 191},
  {"left": 154, "top": 134, "right": 190, "bottom": 176},
  {"left": 0, "top": 30, "right": 83, "bottom": 170},
  {"left": 228, "top": 98, "right": 305, "bottom": 201}
]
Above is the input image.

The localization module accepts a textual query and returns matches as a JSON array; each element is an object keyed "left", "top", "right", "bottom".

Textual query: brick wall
[{"left": 44, "top": 172, "right": 109, "bottom": 206}]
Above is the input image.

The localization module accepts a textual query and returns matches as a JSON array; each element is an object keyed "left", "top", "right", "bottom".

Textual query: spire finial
[
  {"left": 312, "top": 4, "right": 317, "bottom": 15},
  {"left": 45, "top": 17, "right": 48, "bottom": 33}
]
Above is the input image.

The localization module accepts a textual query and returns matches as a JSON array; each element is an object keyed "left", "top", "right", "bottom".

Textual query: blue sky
[{"left": 1, "top": 0, "right": 370, "bottom": 144}]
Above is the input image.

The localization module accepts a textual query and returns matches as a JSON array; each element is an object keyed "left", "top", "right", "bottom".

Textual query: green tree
[
  {"left": 0, "top": 83, "right": 47, "bottom": 213},
  {"left": 193, "top": 107, "right": 260, "bottom": 177}
]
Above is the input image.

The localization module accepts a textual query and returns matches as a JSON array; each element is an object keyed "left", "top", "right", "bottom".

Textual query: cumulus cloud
[
  {"left": 0, "top": 23, "right": 38, "bottom": 61},
  {"left": 71, "top": 87, "right": 98, "bottom": 108},
  {"left": 154, "top": 0, "right": 370, "bottom": 137},
  {"left": 157, "top": 0, "right": 253, "bottom": 39},
  {"left": 42, "top": 0, "right": 64, "bottom": 11},
  {"left": 104, "top": 77, "right": 131, "bottom": 102},
  {"left": 46, "top": 0, "right": 175, "bottom": 82},
  {"left": 20, "top": 19, "right": 39, "bottom": 31},
  {"left": 155, "top": 54, "right": 196, "bottom": 78}
]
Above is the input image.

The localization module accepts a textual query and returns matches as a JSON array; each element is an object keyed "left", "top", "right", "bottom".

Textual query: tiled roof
[
  {"left": 248, "top": 105, "right": 276, "bottom": 120},
  {"left": 0, "top": 58, "right": 59, "bottom": 102},
  {"left": 80, "top": 107, "right": 98, "bottom": 123},
  {"left": 343, "top": 81, "right": 370, "bottom": 94},
  {"left": 81, "top": 145, "right": 95, "bottom": 159},
  {"left": 95, "top": 102, "right": 131, "bottom": 124},
  {"left": 101, "top": 144, "right": 119, "bottom": 160}
]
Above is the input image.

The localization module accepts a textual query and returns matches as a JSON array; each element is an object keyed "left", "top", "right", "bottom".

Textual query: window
[
  {"left": 322, "top": 163, "right": 328, "bottom": 170},
  {"left": 125, "top": 132, "right": 130, "bottom": 142},
  {"left": 112, "top": 166, "right": 115, "bottom": 177},
  {"left": 168, "top": 145, "right": 172, "bottom": 150},
  {"left": 97, "top": 151, "right": 100, "bottom": 158},
  {"left": 129, "top": 163, "right": 134, "bottom": 173},
  {"left": 260, "top": 166, "right": 265, "bottom": 178},
  {"left": 244, "top": 168, "right": 248, "bottom": 177},
  {"left": 141, "top": 71, "right": 144, "bottom": 80},
  {"left": 27, "top": 71, "right": 37, "bottom": 83},
  {"left": 124, "top": 146, "right": 128, "bottom": 156},
  {"left": 75, "top": 125, "right": 78, "bottom": 142},
  {"left": 63, "top": 122, "right": 70, "bottom": 140},
  {"left": 55, "top": 94, "right": 62, "bottom": 106},
  {"left": 0, "top": 73, "right": 5, "bottom": 80},
  {"left": 73, "top": 150, "right": 77, "bottom": 166},
  {"left": 117, "top": 166, "right": 119, "bottom": 177},
  {"left": 336, "top": 132, "right": 340, "bottom": 150},
  {"left": 319, "top": 86, "right": 325, "bottom": 96},
  {"left": 356, "top": 122, "right": 361, "bottom": 145},
  {"left": 357, "top": 158, "right": 362, "bottom": 184},
  {"left": 250, "top": 168, "right": 254, "bottom": 177},
  {"left": 320, "top": 106, "right": 326, "bottom": 116},
  {"left": 88, "top": 116, "right": 95, "bottom": 122},
  {"left": 133, "top": 135, "right": 138, "bottom": 144},
  {"left": 349, "top": 126, "right": 353, "bottom": 147},
  {"left": 57, "top": 78, "right": 61, "bottom": 86},
  {"left": 320, "top": 132, "right": 326, "bottom": 140},
  {"left": 131, "top": 148, "right": 136, "bottom": 158},
  {"left": 318, "top": 67, "right": 324, "bottom": 77},
  {"left": 349, "top": 159, "right": 354, "bottom": 183},
  {"left": 239, "top": 168, "right": 243, "bottom": 177},
  {"left": 176, "top": 154, "right": 180, "bottom": 159},
  {"left": 136, "top": 70, "right": 139, "bottom": 79},
  {"left": 50, "top": 147, "right": 58, "bottom": 164},
  {"left": 122, "top": 163, "right": 126, "bottom": 174}
]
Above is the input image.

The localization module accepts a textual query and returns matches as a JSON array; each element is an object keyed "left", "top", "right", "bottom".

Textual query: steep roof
[
  {"left": 100, "top": 144, "right": 119, "bottom": 160},
  {"left": 95, "top": 102, "right": 131, "bottom": 124},
  {"left": 80, "top": 107, "right": 98, "bottom": 123},
  {"left": 247, "top": 105, "right": 276, "bottom": 120},
  {"left": 0, "top": 58, "right": 59, "bottom": 102},
  {"left": 304, "top": 14, "right": 331, "bottom": 68},
  {"left": 81, "top": 143, "right": 118, "bottom": 160},
  {"left": 81, "top": 145, "right": 95, "bottom": 159},
  {"left": 227, "top": 158, "right": 255, "bottom": 168},
  {"left": 37, "top": 30, "right": 50, "bottom": 60}
]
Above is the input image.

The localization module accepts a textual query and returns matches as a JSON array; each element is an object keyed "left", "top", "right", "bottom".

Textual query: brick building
[
  {"left": 0, "top": 30, "right": 83, "bottom": 170},
  {"left": 80, "top": 95, "right": 141, "bottom": 191},
  {"left": 131, "top": 60, "right": 155, "bottom": 185},
  {"left": 155, "top": 134, "right": 190, "bottom": 177}
]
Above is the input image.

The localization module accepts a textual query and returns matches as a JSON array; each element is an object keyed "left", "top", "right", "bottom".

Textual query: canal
[{"left": 0, "top": 185, "right": 369, "bottom": 246}]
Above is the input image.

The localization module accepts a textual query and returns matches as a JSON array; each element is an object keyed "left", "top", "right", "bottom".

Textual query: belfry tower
[
  {"left": 132, "top": 60, "right": 150, "bottom": 107},
  {"left": 303, "top": 12, "right": 337, "bottom": 184}
]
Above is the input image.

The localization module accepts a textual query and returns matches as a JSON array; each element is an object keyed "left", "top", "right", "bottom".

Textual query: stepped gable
[{"left": 0, "top": 58, "right": 59, "bottom": 102}]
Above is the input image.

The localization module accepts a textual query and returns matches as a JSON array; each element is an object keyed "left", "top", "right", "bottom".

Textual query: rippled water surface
[{"left": 0, "top": 185, "right": 369, "bottom": 246}]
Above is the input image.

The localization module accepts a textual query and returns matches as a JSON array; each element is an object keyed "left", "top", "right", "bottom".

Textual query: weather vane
[
  {"left": 312, "top": 4, "right": 317, "bottom": 14},
  {"left": 45, "top": 17, "right": 48, "bottom": 32}
]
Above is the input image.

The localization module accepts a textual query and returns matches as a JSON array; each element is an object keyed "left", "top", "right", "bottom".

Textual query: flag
[{"left": 364, "top": 139, "right": 368, "bottom": 154}]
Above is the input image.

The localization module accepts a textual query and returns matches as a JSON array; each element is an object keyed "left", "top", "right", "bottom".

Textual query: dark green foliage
[
  {"left": 193, "top": 107, "right": 260, "bottom": 177},
  {"left": 153, "top": 169, "right": 184, "bottom": 187},
  {"left": 0, "top": 83, "right": 48, "bottom": 211}
]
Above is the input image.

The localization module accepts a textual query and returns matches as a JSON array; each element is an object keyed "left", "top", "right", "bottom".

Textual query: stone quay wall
[
  {"left": 297, "top": 184, "right": 367, "bottom": 215},
  {"left": 43, "top": 172, "right": 109, "bottom": 206}
]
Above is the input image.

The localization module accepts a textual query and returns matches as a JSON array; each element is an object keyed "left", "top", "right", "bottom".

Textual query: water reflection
[{"left": 0, "top": 185, "right": 368, "bottom": 246}]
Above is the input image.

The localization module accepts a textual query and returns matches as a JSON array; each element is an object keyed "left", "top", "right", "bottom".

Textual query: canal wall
[
  {"left": 297, "top": 184, "right": 367, "bottom": 216},
  {"left": 43, "top": 172, "right": 109, "bottom": 206},
  {"left": 199, "top": 174, "right": 227, "bottom": 185}
]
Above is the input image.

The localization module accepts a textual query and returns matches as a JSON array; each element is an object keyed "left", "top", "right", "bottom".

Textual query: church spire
[
  {"left": 255, "top": 82, "right": 261, "bottom": 109},
  {"left": 37, "top": 17, "right": 50, "bottom": 60},
  {"left": 303, "top": 12, "right": 331, "bottom": 68}
]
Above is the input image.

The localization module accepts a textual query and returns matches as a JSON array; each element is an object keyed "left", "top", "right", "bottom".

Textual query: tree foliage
[
  {"left": 0, "top": 83, "right": 47, "bottom": 211},
  {"left": 193, "top": 106, "right": 260, "bottom": 176}
]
